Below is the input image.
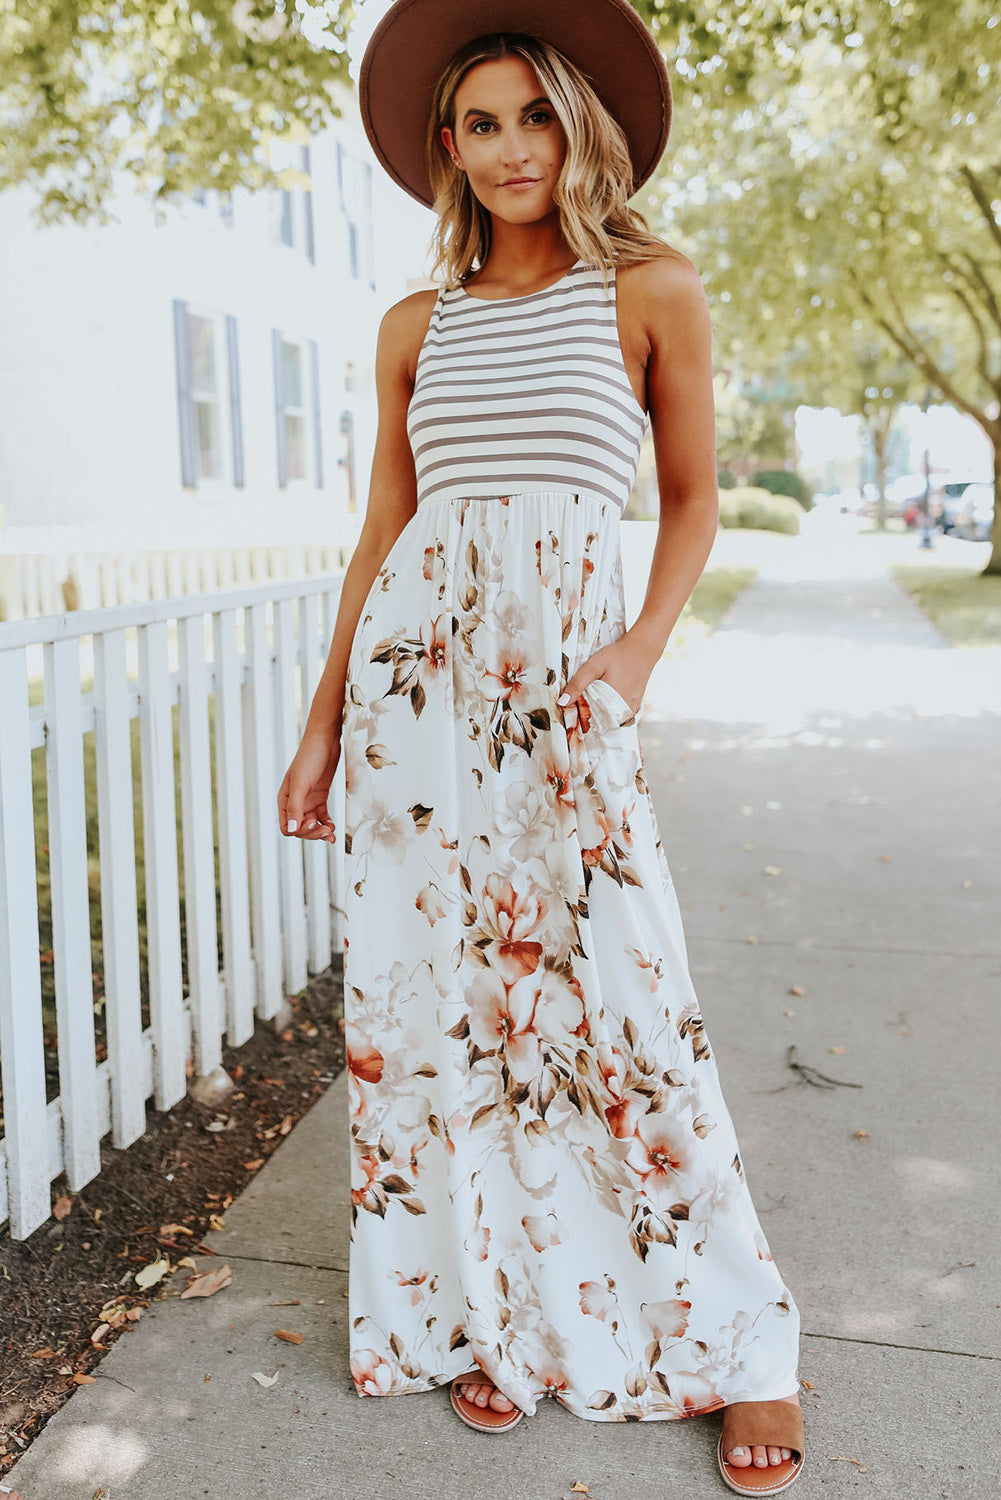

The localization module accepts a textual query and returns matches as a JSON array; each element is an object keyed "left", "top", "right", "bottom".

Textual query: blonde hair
[{"left": 424, "top": 31, "right": 672, "bottom": 291}]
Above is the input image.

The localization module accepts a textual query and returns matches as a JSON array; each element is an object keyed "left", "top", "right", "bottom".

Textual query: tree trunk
[
  {"left": 874, "top": 423, "right": 888, "bottom": 531},
  {"left": 984, "top": 448, "right": 1001, "bottom": 577}
]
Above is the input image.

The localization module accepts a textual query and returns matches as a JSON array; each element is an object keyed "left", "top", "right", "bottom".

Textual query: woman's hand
[
  {"left": 557, "top": 634, "right": 657, "bottom": 718},
  {"left": 277, "top": 728, "right": 341, "bottom": 842}
]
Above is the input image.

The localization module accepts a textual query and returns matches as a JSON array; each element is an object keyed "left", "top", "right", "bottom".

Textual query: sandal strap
[{"left": 721, "top": 1400, "right": 805, "bottom": 1457}]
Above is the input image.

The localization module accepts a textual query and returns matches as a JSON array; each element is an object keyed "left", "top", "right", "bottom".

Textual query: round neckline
[{"left": 455, "top": 256, "right": 586, "bottom": 304}]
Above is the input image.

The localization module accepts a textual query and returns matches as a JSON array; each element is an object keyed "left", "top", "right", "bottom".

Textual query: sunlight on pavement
[{"left": 629, "top": 514, "right": 1001, "bottom": 739}]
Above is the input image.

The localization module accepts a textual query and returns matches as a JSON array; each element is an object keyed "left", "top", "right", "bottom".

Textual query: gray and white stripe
[{"left": 407, "top": 259, "right": 648, "bottom": 510}]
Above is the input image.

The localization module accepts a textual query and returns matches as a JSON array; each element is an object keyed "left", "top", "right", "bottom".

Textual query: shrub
[
  {"left": 718, "top": 486, "right": 802, "bottom": 534},
  {"left": 752, "top": 469, "right": 813, "bottom": 509},
  {"left": 717, "top": 469, "right": 739, "bottom": 489}
]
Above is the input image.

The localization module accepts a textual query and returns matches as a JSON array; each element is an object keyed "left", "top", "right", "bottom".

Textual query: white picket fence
[
  {"left": 0, "top": 526, "right": 361, "bottom": 622},
  {"left": 0, "top": 573, "right": 348, "bottom": 1240}
]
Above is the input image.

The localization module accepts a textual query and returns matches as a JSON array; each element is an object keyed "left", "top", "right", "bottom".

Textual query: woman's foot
[
  {"left": 725, "top": 1391, "right": 801, "bottom": 1468},
  {"left": 453, "top": 1375, "right": 517, "bottom": 1414}
]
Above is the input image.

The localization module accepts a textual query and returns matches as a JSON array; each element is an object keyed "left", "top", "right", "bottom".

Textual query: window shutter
[
  {"left": 172, "top": 298, "right": 197, "bottom": 487},
  {"left": 309, "top": 338, "right": 323, "bottom": 488},
  {"left": 335, "top": 140, "right": 345, "bottom": 211},
  {"left": 364, "top": 161, "right": 375, "bottom": 289},
  {"left": 225, "top": 314, "right": 245, "bottom": 488},
  {"left": 272, "top": 328, "right": 287, "bottom": 488},
  {"left": 302, "top": 143, "right": 316, "bottom": 265}
]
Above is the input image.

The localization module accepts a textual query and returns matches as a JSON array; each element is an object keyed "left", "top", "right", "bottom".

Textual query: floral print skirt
[{"left": 341, "top": 489, "right": 801, "bottom": 1421}]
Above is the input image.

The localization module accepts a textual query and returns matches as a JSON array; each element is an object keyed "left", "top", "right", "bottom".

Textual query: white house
[{"left": 0, "top": 79, "right": 436, "bottom": 558}]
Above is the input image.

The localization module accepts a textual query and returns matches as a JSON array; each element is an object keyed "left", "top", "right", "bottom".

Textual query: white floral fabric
[{"left": 341, "top": 489, "right": 801, "bottom": 1420}]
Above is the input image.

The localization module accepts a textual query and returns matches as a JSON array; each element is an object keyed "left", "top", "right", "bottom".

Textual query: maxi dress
[{"left": 341, "top": 256, "right": 802, "bottom": 1421}]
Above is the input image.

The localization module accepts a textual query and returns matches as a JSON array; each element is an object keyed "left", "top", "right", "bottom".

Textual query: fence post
[
  {"left": 43, "top": 636, "right": 102, "bottom": 1192},
  {"left": 0, "top": 647, "right": 51, "bottom": 1237}
]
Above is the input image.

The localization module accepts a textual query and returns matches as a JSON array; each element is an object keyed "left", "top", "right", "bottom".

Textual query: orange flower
[{"left": 346, "top": 1022, "right": 384, "bottom": 1083}]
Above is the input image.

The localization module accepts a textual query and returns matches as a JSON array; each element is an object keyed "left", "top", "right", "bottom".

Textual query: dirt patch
[{"left": 0, "top": 966, "right": 345, "bottom": 1478}]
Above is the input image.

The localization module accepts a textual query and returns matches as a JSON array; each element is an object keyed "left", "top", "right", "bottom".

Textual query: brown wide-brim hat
[{"left": 358, "top": 0, "right": 672, "bottom": 209}]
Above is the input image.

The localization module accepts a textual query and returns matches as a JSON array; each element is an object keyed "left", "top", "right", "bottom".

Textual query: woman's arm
[
  {"left": 300, "top": 288, "right": 437, "bottom": 743},
  {"left": 277, "top": 287, "right": 436, "bottom": 841},
  {"left": 559, "top": 251, "right": 719, "bottom": 714}
]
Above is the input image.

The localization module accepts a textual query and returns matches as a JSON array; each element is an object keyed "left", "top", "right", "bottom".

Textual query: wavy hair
[{"left": 424, "top": 31, "right": 672, "bottom": 291}]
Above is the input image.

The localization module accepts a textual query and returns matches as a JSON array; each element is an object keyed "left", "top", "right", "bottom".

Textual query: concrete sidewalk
[{"left": 8, "top": 521, "right": 1000, "bottom": 1498}]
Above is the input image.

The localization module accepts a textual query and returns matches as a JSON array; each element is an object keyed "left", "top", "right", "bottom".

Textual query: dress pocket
[{"left": 585, "top": 676, "right": 635, "bottom": 728}]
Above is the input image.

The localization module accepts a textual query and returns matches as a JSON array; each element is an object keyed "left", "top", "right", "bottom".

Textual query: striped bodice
[{"left": 406, "top": 256, "right": 648, "bottom": 510}]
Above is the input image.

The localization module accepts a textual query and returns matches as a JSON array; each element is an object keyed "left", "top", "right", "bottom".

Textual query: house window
[
  {"left": 271, "top": 137, "right": 315, "bottom": 263},
  {"left": 172, "top": 301, "right": 245, "bottom": 490},
  {"left": 272, "top": 331, "right": 323, "bottom": 489},
  {"left": 189, "top": 313, "right": 224, "bottom": 479},
  {"left": 336, "top": 141, "right": 376, "bottom": 287},
  {"left": 282, "top": 341, "right": 307, "bottom": 481}
]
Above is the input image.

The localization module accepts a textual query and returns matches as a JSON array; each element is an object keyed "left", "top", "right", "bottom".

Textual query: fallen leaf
[
  {"left": 763, "top": 865, "right": 781, "bottom": 876},
  {"left": 783, "top": 1009, "right": 795, "bottom": 1018},
  {"left": 180, "top": 1264, "right": 233, "bottom": 1299},
  {"left": 829, "top": 1456, "right": 868, "bottom": 1470},
  {"left": 274, "top": 1329, "right": 304, "bottom": 1344},
  {"left": 134, "top": 1256, "right": 171, "bottom": 1289},
  {"left": 252, "top": 1371, "right": 280, "bottom": 1388},
  {"left": 877, "top": 854, "right": 892, "bottom": 863},
  {"left": 90, "top": 1323, "right": 111, "bottom": 1346},
  {"left": 267, "top": 1300, "right": 302, "bottom": 1307},
  {"left": 745, "top": 934, "right": 759, "bottom": 944},
  {"left": 52, "top": 1194, "right": 74, "bottom": 1221},
  {"left": 30, "top": 1347, "right": 58, "bottom": 1359},
  {"left": 243, "top": 1159, "right": 265, "bottom": 1171},
  {"left": 71, "top": 1372, "right": 96, "bottom": 1385},
  {"left": 853, "top": 1128, "right": 869, "bottom": 1139},
  {"left": 788, "top": 985, "right": 805, "bottom": 996},
  {"left": 570, "top": 1486, "right": 591, "bottom": 1495},
  {"left": 829, "top": 1046, "right": 847, "bottom": 1055},
  {"left": 160, "top": 1223, "right": 194, "bottom": 1238}
]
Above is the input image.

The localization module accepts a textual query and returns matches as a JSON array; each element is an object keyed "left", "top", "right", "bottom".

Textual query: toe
[
  {"left": 768, "top": 1445, "right": 783, "bottom": 1465},
  {"left": 753, "top": 1445, "right": 769, "bottom": 1467},
  {"left": 488, "top": 1389, "right": 514, "bottom": 1412},
  {"left": 725, "top": 1447, "right": 752, "bottom": 1467}
]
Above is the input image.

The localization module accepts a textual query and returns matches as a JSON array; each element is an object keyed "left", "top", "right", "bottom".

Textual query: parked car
[{"left": 950, "top": 482, "right": 995, "bottom": 542}]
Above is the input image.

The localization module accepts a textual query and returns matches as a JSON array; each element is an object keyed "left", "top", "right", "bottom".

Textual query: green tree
[
  {"left": 639, "top": 1, "right": 1001, "bottom": 571},
  {"left": 0, "top": 0, "right": 355, "bottom": 221}
]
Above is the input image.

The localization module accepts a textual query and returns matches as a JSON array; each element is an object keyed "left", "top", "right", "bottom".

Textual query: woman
[{"left": 278, "top": 1, "right": 805, "bottom": 1490}]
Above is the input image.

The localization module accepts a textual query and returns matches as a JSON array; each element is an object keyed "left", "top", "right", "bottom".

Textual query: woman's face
[{"left": 441, "top": 55, "right": 567, "bottom": 222}]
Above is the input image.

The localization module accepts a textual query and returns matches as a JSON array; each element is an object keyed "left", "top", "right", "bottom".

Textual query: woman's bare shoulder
[
  {"left": 617, "top": 242, "right": 707, "bottom": 305},
  {"left": 378, "top": 286, "right": 442, "bottom": 384}
]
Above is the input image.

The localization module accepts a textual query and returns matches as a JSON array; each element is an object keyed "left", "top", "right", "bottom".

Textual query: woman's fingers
[
  {"left": 557, "top": 675, "right": 591, "bottom": 707},
  {"left": 280, "top": 787, "right": 336, "bottom": 841}
]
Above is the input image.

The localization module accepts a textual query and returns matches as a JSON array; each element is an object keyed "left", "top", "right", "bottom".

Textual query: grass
[
  {"left": 664, "top": 565, "right": 759, "bottom": 659},
  {"left": 891, "top": 563, "right": 1001, "bottom": 648}
]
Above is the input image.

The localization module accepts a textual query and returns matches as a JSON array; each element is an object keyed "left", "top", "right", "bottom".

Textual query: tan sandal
[
  {"left": 449, "top": 1370, "right": 525, "bottom": 1433},
  {"left": 717, "top": 1399, "right": 805, "bottom": 1494}
]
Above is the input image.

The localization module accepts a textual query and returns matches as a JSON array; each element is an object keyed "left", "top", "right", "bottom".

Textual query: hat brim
[{"left": 359, "top": 0, "right": 672, "bottom": 209}]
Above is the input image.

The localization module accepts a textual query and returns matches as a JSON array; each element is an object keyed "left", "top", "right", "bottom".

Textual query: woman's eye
[{"left": 470, "top": 111, "right": 551, "bottom": 135}]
